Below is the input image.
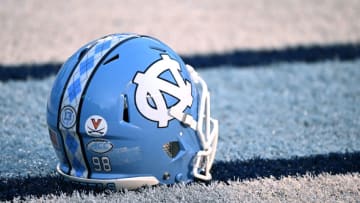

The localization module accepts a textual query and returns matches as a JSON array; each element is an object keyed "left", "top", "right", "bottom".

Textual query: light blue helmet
[{"left": 47, "top": 33, "right": 218, "bottom": 190}]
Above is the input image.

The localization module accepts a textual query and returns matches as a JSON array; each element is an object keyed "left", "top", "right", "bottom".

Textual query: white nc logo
[{"left": 133, "top": 54, "right": 193, "bottom": 127}]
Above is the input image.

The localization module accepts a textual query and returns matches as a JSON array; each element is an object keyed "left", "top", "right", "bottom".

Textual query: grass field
[{"left": 1, "top": 59, "right": 360, "bottom": 201}]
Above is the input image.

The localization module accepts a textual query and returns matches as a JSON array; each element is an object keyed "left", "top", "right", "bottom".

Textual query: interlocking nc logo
[{"left": 133, "top": 54, "right": 193, "bottom": 127}]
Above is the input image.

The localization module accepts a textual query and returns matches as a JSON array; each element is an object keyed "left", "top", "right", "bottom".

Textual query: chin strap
[{"left": 169, "top": 64, "right": 219, "bottom": 181}]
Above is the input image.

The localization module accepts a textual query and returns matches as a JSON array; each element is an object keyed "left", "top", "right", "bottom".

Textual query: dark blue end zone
[{"left": 1, "top": 43, "right": 360, "bottom": 81}]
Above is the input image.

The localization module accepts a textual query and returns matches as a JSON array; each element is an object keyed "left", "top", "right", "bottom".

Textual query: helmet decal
[
  {"left": 133, "top": 54, "right": 193, "bottom": 128},
  {"left": 85, "top": 115, "right": 108, "bottom": 137},
  {"left": 60, "top": 105, "right": 76, "bottom": 129},
  {"left": 86, "top": 139, "right": 113, "bottom": 154}
]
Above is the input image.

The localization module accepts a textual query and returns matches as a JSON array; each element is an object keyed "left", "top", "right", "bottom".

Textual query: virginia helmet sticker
[
  {"left": 85, "top": 115, "right": 108, "bottom": 137},
  {"left": 133, "top": 54, "right": 193, "bottom": 127}
]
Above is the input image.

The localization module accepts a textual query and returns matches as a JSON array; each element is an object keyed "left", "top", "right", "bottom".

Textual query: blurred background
[{"left": 1, "top": 0, "right": 360, "bottom": 65}]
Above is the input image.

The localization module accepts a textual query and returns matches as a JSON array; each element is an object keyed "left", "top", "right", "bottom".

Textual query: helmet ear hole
[{"left": 163, "top": 141, "right": 180, "bottom": 158}]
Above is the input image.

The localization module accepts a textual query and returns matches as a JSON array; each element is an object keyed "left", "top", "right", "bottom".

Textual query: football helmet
[{"left": 47, "top": 33, "right": 218, "bottom": 190}]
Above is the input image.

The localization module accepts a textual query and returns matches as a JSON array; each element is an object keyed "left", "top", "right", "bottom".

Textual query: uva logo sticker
[
  {"left": 133, "top": 54, "right": 193, "bottom": 127},
  {"left": 85, "top": 115, "right": 108, "bottom": 137}
]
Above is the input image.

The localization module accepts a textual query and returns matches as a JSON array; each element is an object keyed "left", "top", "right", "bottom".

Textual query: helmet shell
[{"left": 47, "top": 34, "right": 202, "bottom": 186}]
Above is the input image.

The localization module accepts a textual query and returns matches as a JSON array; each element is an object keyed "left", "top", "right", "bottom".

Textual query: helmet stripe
[{"left": 58, "top": 34, "right": 136, "bottom": 178}]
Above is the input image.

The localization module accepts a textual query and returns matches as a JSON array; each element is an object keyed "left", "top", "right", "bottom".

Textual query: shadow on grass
[
  {"left": 211, "top": 152, "right": 360, "bottom": 181},
  {"left": 1, "top": 152, "right": 359, "bottom": 200},
  {"left": 1, "top": 43, "right": 360, "bottom": 81}
]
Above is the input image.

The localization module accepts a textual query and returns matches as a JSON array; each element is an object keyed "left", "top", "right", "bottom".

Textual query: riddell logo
[{"left": 85, "top": 115, "right": 108, "bottom": 137}]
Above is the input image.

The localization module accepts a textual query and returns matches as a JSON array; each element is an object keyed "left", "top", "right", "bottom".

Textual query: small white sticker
[
  {"left": 85, "top": 115, "right": 108, "bottom": 137},
  {"left": 60, "top": 106, "right": 76, "bottom": 128}
]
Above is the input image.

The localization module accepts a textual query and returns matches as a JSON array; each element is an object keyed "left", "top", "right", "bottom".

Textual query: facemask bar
[{"left": 169, "top": 64, "right": 219, "bottom": 181}]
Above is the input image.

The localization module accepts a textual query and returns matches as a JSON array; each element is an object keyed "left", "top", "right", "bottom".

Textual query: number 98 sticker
[{"left": 85, "top": 115, "right": 108, "bottom": 137}]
